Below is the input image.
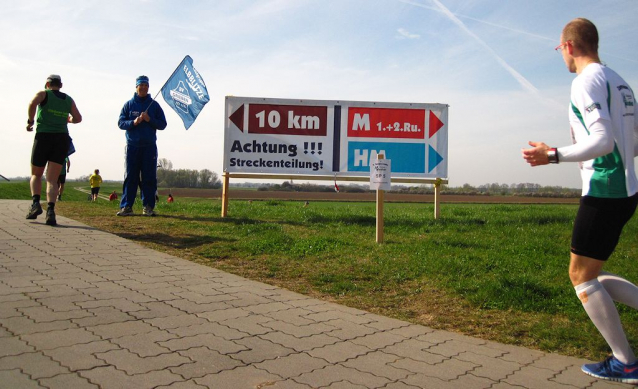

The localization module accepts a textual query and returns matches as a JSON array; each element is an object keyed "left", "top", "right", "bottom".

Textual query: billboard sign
[{"left": 224, "top": 96, "right": 448, "bottom": 178}]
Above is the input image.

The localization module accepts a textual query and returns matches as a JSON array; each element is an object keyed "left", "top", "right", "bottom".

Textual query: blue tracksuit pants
[{"left": 120, "top": 143, "right": 157, "bottom": 209}]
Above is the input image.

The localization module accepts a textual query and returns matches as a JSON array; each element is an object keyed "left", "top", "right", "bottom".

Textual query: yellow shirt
[{"left": 89, "top": 174, "right": 102, "bottom": 188}]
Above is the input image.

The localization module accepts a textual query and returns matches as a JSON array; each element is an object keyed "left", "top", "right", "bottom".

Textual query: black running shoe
[
  {"left": 26, "top": 202, "right": 43, "bottom": 220},
  {"left": 45, "top": 208, "right": 57, "bottom": 226}
]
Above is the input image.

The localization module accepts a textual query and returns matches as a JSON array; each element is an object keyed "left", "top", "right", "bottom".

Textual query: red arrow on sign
[
  {"left": 229, "top": 104, "right": 244, "bottom": 132},
  {"left": 429, "top": 111, "right": 444, "bottom": 138}
]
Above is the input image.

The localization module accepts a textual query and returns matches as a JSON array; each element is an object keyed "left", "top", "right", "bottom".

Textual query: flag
[{"left": 160, "top": 55, "right": 210, "bottom": 130}]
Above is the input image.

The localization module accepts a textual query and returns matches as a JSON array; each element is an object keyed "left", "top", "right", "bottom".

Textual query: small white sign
[{"left": 370, "top": 158, "right": 391, "bottom": 191}]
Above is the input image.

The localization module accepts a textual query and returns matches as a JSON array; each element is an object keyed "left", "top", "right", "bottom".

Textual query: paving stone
[
  {"left": 18, "top": 305, "right": 94, "bottom": 322},
  {"left": 159, "top": 333, "right": 248, "bottom": 354},
  {"left": 165, "top": 298, "right": 233, "bottom": 314},
  {"left": 485, "top": 342, "right": 546, "bottom": 365},
  {"left": 220, "top": 314, "right": 273, "bottom": 335},
  {"left": 261, "top": 308, "right": 318, "bottom": 326},
  {"left": 79, "top": 365, "right": 184, "bottom": 389},
  {"left": 109, "top": 330, "right": 176, "bottom": 357},
  {"left": 326, "top": 382, "right": 370, "bottom": 388},
  {"left": 198, "top": 307, "right": 251, "bottom": 322},
  {"left": 0, "top": 335, "right": 36, "bottom": 357},
  {"left": 306, "top": 340, "right": 371, "bottom": 364},
  {"left": 455, "top": 351, "right": 523, "bottom": 381},
  {"left": 387, "top": 324, "right": 434, "bottom": 339},
  {"left": 341, "top": 351, "right": 413, "bottom": 380},
  {"left": 382, "top": 338, "right": 444, "bottom": 364},
  {"left": 322, "top": 318, "right": 378, "bottom": 340},
  {"left": 350, "top": 331, "right": 407, "bottom": 350},
  {"left": 87, "top": 320, "right": 157, "bottom": 339},
  {"left": 0, "top": 315, "right": 79, "bottom": 335},
  {"left": 305, "top": 310, "right": 376, "bottom": 325},
  {"left": 194, "top": 365, "right": 282, "bottom": 389},
  {"left": 259, "top": 331, "right": 341, "bottom": 352},
  {"left": 551, "top": 364, "right": 600, "bottom": 388},
  {"left": 294, "top": 364, "right": 390, "bottom": 388},
  {"left": 155, "top": 380, "right": 209, "bottom": 388},
  {"left": 230, "top": 336, "right": 296, "bottom": 364},
  {"left": 255, "top": 352, "right": 330, "bottom": 378},
  {"left": 129, "top": 301, "right": 186, "bottom": 319},
  {"left": 257, "top": 379, "right": 313, "bottom": 388},
  {"left": 382, "top": 382, "right": 422, "bottom": 389},
  {"left": 0, "top": 299, "right": 40, "bottom": 319},
  {"left": 261, "top": 320, "right": 336, "bottom": 338},
  {"left": 0, "top": 351, "right": 69, "bottom": 379},
  {"left": 0, "top": 369, "right": 42, "bottom": 389},
  {"left": 74, "top": 297, "right": 147, "bottom": 313},
  {"left": 43, "top": 340, "right": 119, "bottom": 371},
  {"left": 94, "top": 348, "right": 191, "bottom": 375},
  {"left": 144, "top": 314, "right": 209, "bottom": 330},
  {"left": 503, "top": 365, "right": 575, "bottom": 389},
  {"left": 73, "top": 306, "right": 137, "bottom": 327},
  {"left": 171, "top": 347, "right": 244, "bottom": 378},
  {"left": 35, "top": 293, "right": 95, "bottom": 312},
  {"left": 391, "top": 356, "right": 479, "bottom": 381},
  {"left": 166, "top": 321, "right": 248, "bottom": 340},
  {"left": 22, "top": 327, "right": 101, "bottom": 350},
  {"left": 39, "top": 373, "right": 100, "bottom": 388}
]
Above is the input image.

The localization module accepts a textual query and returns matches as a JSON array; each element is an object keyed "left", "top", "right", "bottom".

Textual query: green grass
[{"left": 2, "top": 181, "right": 638, "bottom": 360}]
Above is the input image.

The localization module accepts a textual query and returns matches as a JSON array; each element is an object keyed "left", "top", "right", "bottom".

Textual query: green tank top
[{"left": 36, "top": 90, "right": 73, "bottom": 133}]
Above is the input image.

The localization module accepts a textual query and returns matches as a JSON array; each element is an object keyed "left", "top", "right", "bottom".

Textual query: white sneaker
[{"left": 142, "top": 206, "right": 156, "bottom": 217}]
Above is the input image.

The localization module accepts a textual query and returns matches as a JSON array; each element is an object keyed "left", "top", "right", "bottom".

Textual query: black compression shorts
[
  {"left": 31, "top": 133, "right": 70, "bottom": 167},
  {"left": 571, "top": 194, "right": 638, "bottom": 261}
]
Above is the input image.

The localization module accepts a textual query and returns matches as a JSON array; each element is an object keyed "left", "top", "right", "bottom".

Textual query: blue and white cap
[{"left": 136, "top": 75, "right": 149, "bottom": 86}]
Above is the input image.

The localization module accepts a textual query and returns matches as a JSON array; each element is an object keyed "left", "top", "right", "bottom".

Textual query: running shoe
[
  {"left": 142, "top": 206, "right": 156, "bottom": 217},
  {"left": 116, "top": 207, "right": 134, "bottom": 216},
  {"left": 45, "top": 208, "right": 56, "bottom": 226},
  {"left": 26, "top": 202, "right": 43, "bottom": 220},
  {"left": 582, "top": 356, "right": 638, "bottom": 384}
]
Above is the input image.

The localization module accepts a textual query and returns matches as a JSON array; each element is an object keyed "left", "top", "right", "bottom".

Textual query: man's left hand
[{"left": 522, "top": 141, "right": 550, "bottom": 166}]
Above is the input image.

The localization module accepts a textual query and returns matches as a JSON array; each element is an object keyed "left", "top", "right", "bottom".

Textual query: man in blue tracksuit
[{"left": 117, "top": 75, "right": 167, "bottom": 216}]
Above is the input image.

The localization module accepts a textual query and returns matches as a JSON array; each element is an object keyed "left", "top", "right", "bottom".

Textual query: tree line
[{"left": 156, "top": 158, "right": 221, "bottom": 189}]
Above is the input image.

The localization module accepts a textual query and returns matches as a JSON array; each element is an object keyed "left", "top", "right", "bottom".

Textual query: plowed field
[{"left": 159, "top": 188, "right": 579, "bottom": 204}]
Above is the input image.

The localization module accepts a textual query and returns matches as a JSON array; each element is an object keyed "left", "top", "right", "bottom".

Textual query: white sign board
[
  {"left": 224, "top": 96, "right": 448, "bottom": 178},
  {"left": 370, "top": 158, "right": 391, "bottom": 191}
]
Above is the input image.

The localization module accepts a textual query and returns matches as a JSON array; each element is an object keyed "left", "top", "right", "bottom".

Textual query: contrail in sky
[{"left": 399, "top": 0, "right": 541, "bottom": 96}]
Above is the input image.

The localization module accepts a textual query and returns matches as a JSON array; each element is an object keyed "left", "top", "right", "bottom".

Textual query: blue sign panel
[{"left": 347, "top": 141, "right": 425, "bottom": 173}]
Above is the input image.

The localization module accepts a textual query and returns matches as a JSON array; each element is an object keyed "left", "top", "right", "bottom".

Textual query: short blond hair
[{"left": 562, "top": 18, "right": 598, "bottom": 56}]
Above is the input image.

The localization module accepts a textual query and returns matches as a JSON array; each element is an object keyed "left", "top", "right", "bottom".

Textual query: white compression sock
[
  {"left": 598, "top": 272, "right": 638, "bottom": 309},
  {"left": 575, "top": 279, "right": 636, "bottom": 364}
]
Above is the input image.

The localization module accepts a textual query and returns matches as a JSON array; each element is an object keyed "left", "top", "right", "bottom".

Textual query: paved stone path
[{"left": 0, "top": 199, "right": 630, "bottom": 388}]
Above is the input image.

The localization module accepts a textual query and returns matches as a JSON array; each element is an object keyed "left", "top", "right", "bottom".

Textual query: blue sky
[{"left": 2, "top": 0, "right": 637, "bottom": 188}]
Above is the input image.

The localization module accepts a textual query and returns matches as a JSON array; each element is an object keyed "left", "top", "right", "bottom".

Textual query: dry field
[{"left": 160, "top": 188, "right": 580, "bottom": 204}]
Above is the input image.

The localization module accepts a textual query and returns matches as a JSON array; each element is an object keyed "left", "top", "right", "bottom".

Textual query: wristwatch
[
  {"left": 27, "top": 119, "right": 34, "bottom": 124},
  {"left": 547, "top": 148, "right": 559, "bottom": 164}
]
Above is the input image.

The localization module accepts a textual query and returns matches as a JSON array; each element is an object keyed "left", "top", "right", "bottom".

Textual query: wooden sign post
[{"left": 370, "top": 154, "right": 390, "bottom": 244}]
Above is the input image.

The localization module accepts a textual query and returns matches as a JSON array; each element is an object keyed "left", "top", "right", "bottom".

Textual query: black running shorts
[
  {"left": 571, "top": 194, "right": 638, "bottom": 261},
  {"left": 31, "top": 133, "right": 70, "bottom": 167}
]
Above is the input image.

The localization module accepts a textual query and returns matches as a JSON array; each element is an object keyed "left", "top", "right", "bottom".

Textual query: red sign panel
[
  {"left": 247, "top": 104, "right": 327, "bottom": 136},
  {"left": 347, "top": 107, "right": 425, "bottom": 139}
]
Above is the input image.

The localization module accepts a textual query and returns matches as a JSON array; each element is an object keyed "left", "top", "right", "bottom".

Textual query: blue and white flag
[{"left": 161, "top": 55, "right": 210, "bottom": 130}]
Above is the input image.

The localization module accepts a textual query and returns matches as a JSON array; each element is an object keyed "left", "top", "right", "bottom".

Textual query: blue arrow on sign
[{"left": 428, "top": 145, "right": 443, "bottom": 173}]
